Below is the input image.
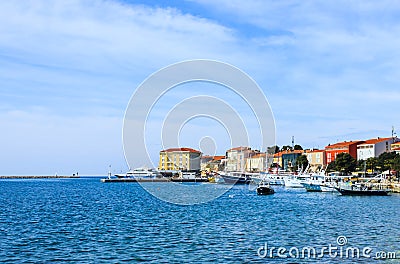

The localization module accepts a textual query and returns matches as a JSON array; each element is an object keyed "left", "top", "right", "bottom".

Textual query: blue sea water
[{"left": 0, "top": 177, "right": 399, "bottom": 263}]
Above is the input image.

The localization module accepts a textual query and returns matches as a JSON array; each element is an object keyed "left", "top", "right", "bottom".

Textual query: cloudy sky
[{"left": 1, "top": 0, "right": 399, "bottom": 175}]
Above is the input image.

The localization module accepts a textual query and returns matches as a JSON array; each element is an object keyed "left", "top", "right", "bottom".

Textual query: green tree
[
  {"left": 334, "top": 153, "right": 357, "bottom": 175},
  {"left": 281, "top": 145, "right": 293, "bottom": 151},
  {"left": 294, "top": 144, "right": 303, "bottom": 150},
  {"left": 326, "top": 161, "right": 336, "bottom": 173},
  {"left": 366, "top": 157, "right": 378, "bottom": 172},
  {"left": 296, "top": 155, "right": 309, "bottom": 171},
  {"left": 393, "top": 154, "right": 400, "bottom": 173},
  {"left": 267, "top": 145, "right": 280, "bottom": 154},
  {"left": 376, "top": 151, "right": 400, "bottom": 174}
]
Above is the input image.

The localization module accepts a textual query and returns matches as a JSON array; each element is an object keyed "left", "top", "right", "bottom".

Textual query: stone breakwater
[{"left": 0, "top": 175, "right": 80, "bottom": 179}]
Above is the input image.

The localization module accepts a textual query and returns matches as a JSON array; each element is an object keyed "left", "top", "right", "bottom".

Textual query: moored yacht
[
  {"left": 260, "top": 172, "right": 285, "bottom": 185},
  {"left": 301, "top": 173, "right": 337, "bottom": 192},
  {"left": 115, "top": 167, "right": 160, "bottom": 179},
  {"left": 219, "top": 171, "right": 260, "bottom": 184},
  {"left": 283, "top": 174, "right": 310, "bottom": 188}
]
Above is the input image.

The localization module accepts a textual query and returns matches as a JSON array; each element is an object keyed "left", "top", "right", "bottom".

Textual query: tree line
[
  {"left": 327, "top": 152, "right": 400, "bottom": 175},
  {"left": 267, "top": 144, "right": 400, "bottom": 175}
]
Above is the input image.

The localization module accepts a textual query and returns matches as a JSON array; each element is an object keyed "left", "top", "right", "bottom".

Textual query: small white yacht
[
  {"left": 260, "top": 172, "right": 285, "bottom": 185},
  {"left": 283, "top": 174, "right": 310, "bottom": 188},
  {"left": 115, "top": 167, "right": 160, "bottom": 179},
  {"left": 301, "top": 174, "right": 337, "bottom": 192}
]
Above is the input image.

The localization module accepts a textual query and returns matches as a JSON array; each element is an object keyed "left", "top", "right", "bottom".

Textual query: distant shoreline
[{"left": 0, "top": 175, "right": 80, "bottom": 179}]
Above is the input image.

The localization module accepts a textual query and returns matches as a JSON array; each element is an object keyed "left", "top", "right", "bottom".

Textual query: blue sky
[{"left": 1, "top": 0, "right": 400, "bottom": 175}]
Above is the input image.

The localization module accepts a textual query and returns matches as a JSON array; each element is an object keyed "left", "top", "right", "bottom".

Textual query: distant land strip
[{"left": 0, "top": 175, "right": 80, "bottom": 179}]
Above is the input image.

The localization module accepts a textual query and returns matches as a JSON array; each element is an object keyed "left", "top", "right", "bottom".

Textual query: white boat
[
  {"left": 115, "top": 167, "right": 160, "bottom": 179},
  {"left": 283, "top": 174, "right": 310, "bottom": 188},
  {"left": 301, "top": 172, "right": 340, "bottom": 192},
  {"left": 214, "top": 175, "right": 225, "bottom": 183},
  {"left": 260, "top": 172, "right": 285, "bottom": 185},
  {"left": 219, "top": 171, "right": 260, "bottom": 184}
]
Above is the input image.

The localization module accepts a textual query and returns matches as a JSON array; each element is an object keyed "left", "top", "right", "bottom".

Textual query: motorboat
[
  {"left": 115, "top": 167, "right": 160, "bottom": 179},
  {"left": 335, "top": 182, "right": 389, "bottom": 196},
  {"left": 260, "top": 172, "right": 285, "bottom": 185},
  {"left": 301, "top": 174, "right": 337, "bottom": 192},
  {"left": 283, "top": 174, "right": 310, "bottom": 188},
  {"left": 256, "top": 181, "right": 275, "bottom": 195},
  {"left": 219, "top": 172, "right": 260, "bottom": 184}
]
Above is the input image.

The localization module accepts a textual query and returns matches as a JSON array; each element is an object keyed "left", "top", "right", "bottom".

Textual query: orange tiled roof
[
  {"left": 306, "top": 149, "right": 325, "bottom": 153},
  {"left": 325, "top": 140, "right": 363, "bottom": 149},
  {"left": 161, "top": 148, "right": 201, "bottom": 153},
  {"left": 212, "top": 156, "right": 225, "bottom": 161},
  {"left": 359, "top": 137, "right": 393, "bottom": 145},
  {"left": 227, "top": 146, "right": 251, "bottom": 151},
  {"left": 250, "top": 153, "right": 266, "bottom": 158},
  {"left": 273, "top": 150, "right": 304, "bottom": 157}
]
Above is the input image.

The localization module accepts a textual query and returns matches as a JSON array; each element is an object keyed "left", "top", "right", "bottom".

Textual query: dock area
[
  {"left": 100, "top": 177, "right": 209, "bottom": 183},
  {"left": 389, "top": 183, "right": 400, "bottom": 193}
]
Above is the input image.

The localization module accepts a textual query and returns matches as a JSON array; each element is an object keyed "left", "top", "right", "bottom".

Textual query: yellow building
[
  {"left": 158, "top": 148, "right": 202, "bottom": 171},
  {"left": 391, "top": 141, "right": 400, "bottom": 150},
  {"left": 246, "top": 153, "right": 266, "bottom": 172},
  {"left": 305, "top": 149, "right": 326, "bottom": 172}
]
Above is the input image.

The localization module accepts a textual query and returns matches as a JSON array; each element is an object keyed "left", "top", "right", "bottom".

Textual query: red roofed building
[
  {"left": 271, "top": 150, "right": 304, "bottom": 170},
  {"left": 226, "top": 147, "right": 259, "bottom": 172},
  {"left": 158, "top": 148, "right": 202, "bottom": 171},
  {"left": 393, "top": 147, "right": 400, "bottom": 155},
  {"left": 201, "top": 155, "right": 226, "bottom": 172},
  {"left": 246, "top": 153, "right": 267, "bottom": 172},
  {"left": 325, "top": 141, "right": 364, "bottom": 164},
  {"left": 357, "top": 137, "right": 399, "bottom": 160}
]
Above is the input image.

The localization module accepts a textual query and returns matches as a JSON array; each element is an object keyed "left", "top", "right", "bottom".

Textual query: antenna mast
[{"left": 292, "top": 136, "right": 295, "bottom": 150}]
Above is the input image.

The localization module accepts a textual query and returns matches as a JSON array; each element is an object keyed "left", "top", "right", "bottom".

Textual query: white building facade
[
  {"left": 246, "top": 153, "right": 266, "bottom": 172},
  {"left": 357, "top": 137, "right": 399, "bottom": 160},
  {"left": 226, "top": 147, "right": 258, "bottom": 172}
]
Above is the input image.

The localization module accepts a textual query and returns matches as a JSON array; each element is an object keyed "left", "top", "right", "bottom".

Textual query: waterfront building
[
  {"left": 200, "top": 155, "right": 213, "bottom": 171},
  {"left": 272, "top": 152, "right": 283, "bottom": 168},
  {"left": 391, "top": 141, "right": 400, "bottom": 151},
  {"left": 357, "top": 137, "right": 399, "bottom": 160},
  {"left": 225, "top": 147, "right": 258, "bottom": 172},
  {"left": 304, "top": 149, "right": 326, "bottom": 172},
  {"left": 393, "top": 147, "right": 400, "bottom": 155},
  {"left": 158, "top": 148, "right": 202, "bottom": 171},
  {"left": 325, "top": 140, "right": 364, "bottom": 164},
  {"left": 270, "top": 150, "right": 304, "bottom": 171},
  {"left": 201, "top": 155, "right": 225, "bottom": 173},
  {"left": 246, "top": 153, "right": 266, "bottom": 172},
  {"left": 281, "top": 150, "right": 304, "bottom": 171}
]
